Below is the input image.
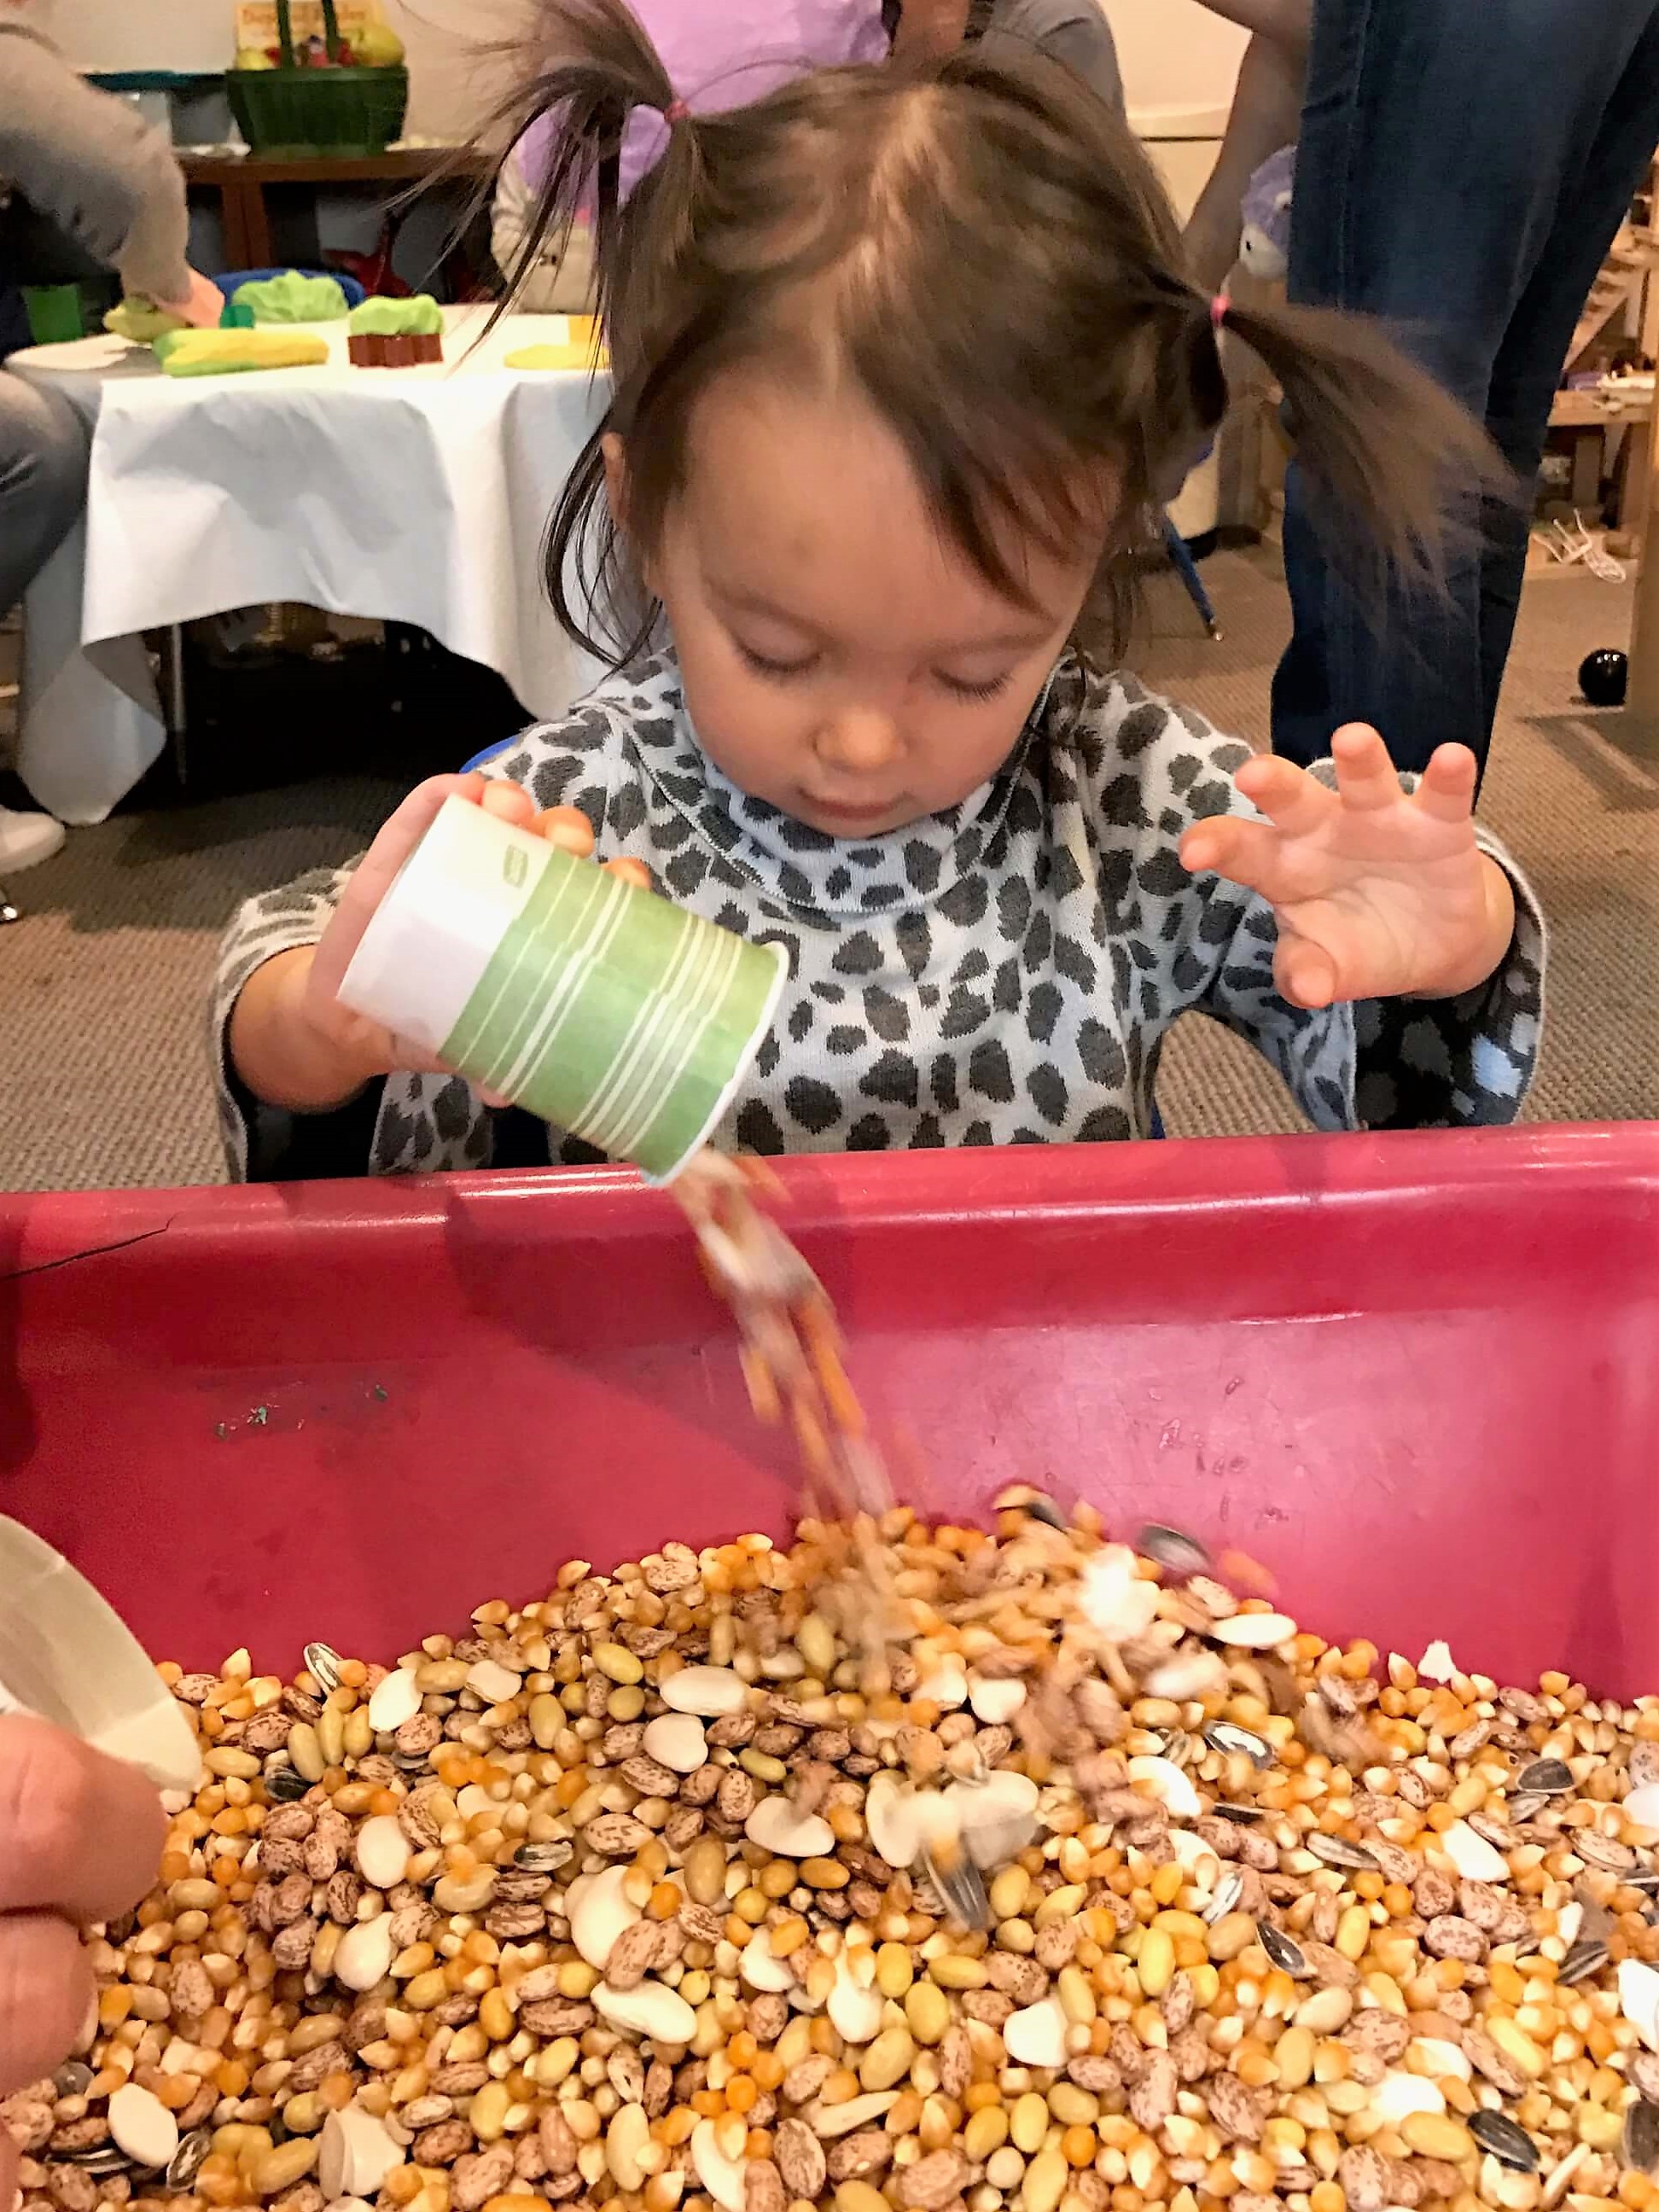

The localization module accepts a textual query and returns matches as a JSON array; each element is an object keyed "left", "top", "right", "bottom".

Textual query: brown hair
[{"left": 487, "top": 0, "right": 1508, "bottom": 668}]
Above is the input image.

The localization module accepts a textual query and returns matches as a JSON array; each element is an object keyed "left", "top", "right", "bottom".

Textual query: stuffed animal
[{"left": 1239, "top": 144, "right": 1295, "bottom": 282}]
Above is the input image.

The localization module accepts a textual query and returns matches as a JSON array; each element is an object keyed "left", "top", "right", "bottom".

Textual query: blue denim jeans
[{"left": 1273, "top": 0, "right": 1659, "bottom": 775}]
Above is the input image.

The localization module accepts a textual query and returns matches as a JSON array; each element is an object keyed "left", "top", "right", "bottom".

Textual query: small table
[
  {"left": 180, "top": 144, "right": 493, "bottom": 271},
  {"left": 11, "top": 307, "right": 607, "bottom": 824}
]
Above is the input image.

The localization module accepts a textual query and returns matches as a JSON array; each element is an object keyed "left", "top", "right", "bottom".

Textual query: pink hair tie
[
  {"left": 663, "top": 97, "right": 690, "bottom": 125},
  {"left": 1210, "top": 292, "right": 1231, "bottom": 331}
]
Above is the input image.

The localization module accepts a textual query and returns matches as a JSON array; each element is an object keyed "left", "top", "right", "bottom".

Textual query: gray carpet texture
[{"left": 4, "top": 548, "right": 1656, "bottom": 1192}]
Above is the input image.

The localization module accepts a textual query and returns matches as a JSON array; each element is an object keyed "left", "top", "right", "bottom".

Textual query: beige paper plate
[{"left": 0, "top": 1517, "right": 201, "bottom": 1793}]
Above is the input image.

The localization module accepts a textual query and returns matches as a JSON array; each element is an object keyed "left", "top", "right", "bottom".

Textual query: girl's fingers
[
  {"left": 1231, "top": 752, "right": 1336, "bottom": 835},
  {"left": 1273, "top": 929, "right": 1340, "bottom": 1010},
  {"left": 1412, "top": 742, "right": 1480, "bottom": 824},
  {"left": 480, "top": 780, "right": 535, "bottom": 827},
  {"left": 605, "top": 857, "right": 653, "bottom": 891},
  {"left": 1329, "top": 723, "right": 1402, "bottom": 812},
  {"left": 534, "top": 806, "right": 597, "bottom": 856},
  {"left": 1179, "top": 814, "right": 1287, "bottom": 898}
]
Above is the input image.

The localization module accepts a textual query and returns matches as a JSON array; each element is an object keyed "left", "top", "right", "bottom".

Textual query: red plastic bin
[{"left": 2, "top": 1126, "right": 1656, "bottom": 1697}]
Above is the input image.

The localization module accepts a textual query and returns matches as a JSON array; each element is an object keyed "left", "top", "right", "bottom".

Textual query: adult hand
[
  {"left": 0, "top": 1717, "right": 166, "bottom": 2211},
  {"left": 1190, "top": 0, "right": 1310, "bottom": 44},
  {"left": 889, "top": 0, "right": 969, "bottom": 58},
  {"left": 156, "top": 266, "right": 226, "bottom": 329},
  {"left": 1179, "top": 725, "right": 1516, "bottom": 1008}
]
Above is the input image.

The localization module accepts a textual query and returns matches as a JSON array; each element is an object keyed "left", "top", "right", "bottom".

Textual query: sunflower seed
[
  {"left": 1516, "top": 1758, "right": 1574, "bottom": 1796},
  {"left": 1624, "top": 2102, "right": 1659, "bottom": 2176},
  {"left": 1138, "top": 1526, "right": 1210, "bottom": 1579},
  {"left": 303, "top": 1643, "right": 343, "bottom": 1695},
  {"left": 63, "top": 2149, "right": 132, "bottom": 2174},
  {"left": 53, "top": 2063, "right": 93, "bottom": 2098},
  {"left": 514, "top": 1840, "right": 574, "bottom": 1873},
  {"left": 265, "top": 1760, "right": 310, "bottom": 1802},
  {"left": 1306, "top": 1832, "right": 1377, "bottom": 1872},
  {"left": 1470, "top": 2112, "right": 1539, "bottom": 2173},
  {"left": 1205, "top": 1722, "right": 1272, "bottom": 1768},
  {"left": 1161, "top": 1729, "right": 1200, "bottom": 1771},
  {"left": 1016, "top": 1494, "right": 1069, "bottom": 1531},
  {"left": 1203, "top": 1871, "right": 1244, "bottom": 1924},
  {"left": 1257, "top": 1922, "right": 1312, "bottom": 1978},
  {"left": 1212, "top": 1802, "right": 1265, "bottom": 1824},
  {"left": 1507, "top": 1794, "right": 1549, "bottom": 1824},
  {"left": 1557, "top": 1936, "right": 1610, "bottom": 1986},
  {"left": 924, "top": 1847, "right": 990, "bottom": 1930},
  {"left": 166, "top": 2129, "right": 212, "bottom": 2193}
]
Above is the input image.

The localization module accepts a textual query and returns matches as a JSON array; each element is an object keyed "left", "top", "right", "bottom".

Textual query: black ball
[{"left": 1580, "top": 648, "right": 1628, "bottom": 707}]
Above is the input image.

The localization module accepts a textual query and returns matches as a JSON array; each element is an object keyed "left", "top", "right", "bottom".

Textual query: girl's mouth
[{"left": 803, "top": 793, "right": 905, "bottom": 829}]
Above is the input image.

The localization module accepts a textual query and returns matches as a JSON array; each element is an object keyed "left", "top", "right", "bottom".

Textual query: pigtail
[
  {"left": 1215, "top": 294, "right": 1516, "bottom": 599},
  {"left": 471, "top": 0, "right": 712, "bottom": 663},
  {"left": 480, "top": 0, "right": 703, "bottom": 367}
]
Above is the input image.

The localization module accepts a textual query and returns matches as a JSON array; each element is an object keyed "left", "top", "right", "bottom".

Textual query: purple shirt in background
[{"left": 516, "top": 0, "right": 889, "bottom": 201}]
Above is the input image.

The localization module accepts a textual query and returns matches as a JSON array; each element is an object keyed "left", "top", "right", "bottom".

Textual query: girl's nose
[{"left": 816, "top": 707, "right": 903, "bottom": 775}]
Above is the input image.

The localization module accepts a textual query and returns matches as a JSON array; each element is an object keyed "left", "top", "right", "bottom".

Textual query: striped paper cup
[{"left": 338, "top": 795, "right": 786, "bottom": 1183}]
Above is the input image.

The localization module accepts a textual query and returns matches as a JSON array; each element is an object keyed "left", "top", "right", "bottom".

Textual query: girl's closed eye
[
  {"left": 735, "top": 638, "right": 820, "bottom": 680},
  {"left": 936, "top": 667, "right": 1014, "bottom": 702}
]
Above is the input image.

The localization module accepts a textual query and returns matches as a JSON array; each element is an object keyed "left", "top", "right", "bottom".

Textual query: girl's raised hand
[{"left": 1178, "top": 725, "right": 1515, "bottom": 1010}]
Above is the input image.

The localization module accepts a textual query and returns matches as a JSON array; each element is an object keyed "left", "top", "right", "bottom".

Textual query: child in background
[
  {"left": 217, "top": 0, "right": 1543, "bottom": 1179},
  {"left": 490, "top": 0, "right": 887, "bottom": 313}
]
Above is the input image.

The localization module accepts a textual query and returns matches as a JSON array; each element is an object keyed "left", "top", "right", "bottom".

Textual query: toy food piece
[
  {"left": 347, "top": 294, "right": 444, "bottom": 367},
  {"left": 152, "top": 329, "right": 329, "bottom": 377},
  {"left": 230, "top": 271, "right": 351, "bottom": 323},
  {"left": 504, "top": 316, "right": 607, "bottom": 373},
  {"left": 353, "top": 22, "right": 405, "bottom": 62},
  {"left": 105, "top": 298, "right": 189, "bottom": 344}
]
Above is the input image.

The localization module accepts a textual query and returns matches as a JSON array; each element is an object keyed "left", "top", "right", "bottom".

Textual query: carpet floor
[{"left": 4, "top": 548, "right": 1655, "bottom": 1192}]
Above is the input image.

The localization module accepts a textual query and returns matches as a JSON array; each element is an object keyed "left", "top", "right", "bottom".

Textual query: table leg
[
  {"left": 238, "top": 182, "right": 274, "bottom": 271},
  {"left": 216, "top": 183, "right": 248, "bottom": 270},
  {"left": 1627, "top": 404, "right": 1659, "bottom": 747}
]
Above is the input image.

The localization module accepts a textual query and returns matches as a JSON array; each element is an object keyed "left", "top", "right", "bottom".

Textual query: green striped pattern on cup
[{"left": 440, "top": 838, "right": 785, "bottom": 1182}]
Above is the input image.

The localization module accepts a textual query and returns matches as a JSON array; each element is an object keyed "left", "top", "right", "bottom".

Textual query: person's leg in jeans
[
  {"left": 1272, "top": 0, "right": 1659, "bottom": 775},
  {"left": 0, "top": 371, "right": 89, "bottom": 868},
  {"left": 1473, "top": 8, "right": 1659, "bottom": 733},
  {"left": 0, "top": 372, "right": 89, "bottom": 616}
]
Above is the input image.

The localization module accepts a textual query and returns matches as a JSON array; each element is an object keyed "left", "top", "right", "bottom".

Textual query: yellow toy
[
  {"left": 504, "top": 319, "right": 607, "bottom": 373},
  {"left": 152, "top": 329, "right": 329, "bottom": 377}
]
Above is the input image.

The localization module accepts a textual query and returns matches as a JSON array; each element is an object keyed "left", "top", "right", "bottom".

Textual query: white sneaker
[{"left": 0, "top": 806, "right": 67, "bottom": 870}]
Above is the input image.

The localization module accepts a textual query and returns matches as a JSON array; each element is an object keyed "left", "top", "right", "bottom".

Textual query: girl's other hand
[{"left": 1178, "top": 725, "right": 1515, "bottom": 1009}]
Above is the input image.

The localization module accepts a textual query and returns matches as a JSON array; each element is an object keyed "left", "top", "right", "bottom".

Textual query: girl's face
[{"left": 607, "top": 371, "right": 1107, "bottom": 840}]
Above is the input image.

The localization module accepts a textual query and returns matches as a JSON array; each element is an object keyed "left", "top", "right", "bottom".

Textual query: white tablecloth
[{"left": 10, "top": 308, "right": 608, "bottom": 824}]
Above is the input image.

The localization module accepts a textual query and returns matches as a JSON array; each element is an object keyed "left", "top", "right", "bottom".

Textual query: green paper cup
[{"left": 338, "top": 795, "right": 786, "bottom": 1183}]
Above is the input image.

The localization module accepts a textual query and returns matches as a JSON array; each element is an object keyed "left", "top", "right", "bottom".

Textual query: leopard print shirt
[{"left": 212, "top": 653, "right": 1545, "bottom": 1179}]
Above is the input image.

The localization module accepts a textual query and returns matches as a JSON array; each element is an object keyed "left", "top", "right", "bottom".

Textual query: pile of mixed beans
[{"left": 11, "top": 1494, "right": 1659, "bottom": 2212}]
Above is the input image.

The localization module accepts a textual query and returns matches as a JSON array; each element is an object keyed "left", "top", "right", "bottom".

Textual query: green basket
[{"left": 225, "top": 64, "right": 408, "bottom": 158}]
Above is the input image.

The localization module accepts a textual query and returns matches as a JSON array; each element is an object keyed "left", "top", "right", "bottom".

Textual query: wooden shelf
[{"left": 182, "top": 143, "right": 492, "bottom": 266}]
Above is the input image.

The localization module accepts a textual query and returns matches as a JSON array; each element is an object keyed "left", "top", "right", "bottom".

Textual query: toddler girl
[{"left": 216, "top": 0, "right": 1542, "bottom": 1177}]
